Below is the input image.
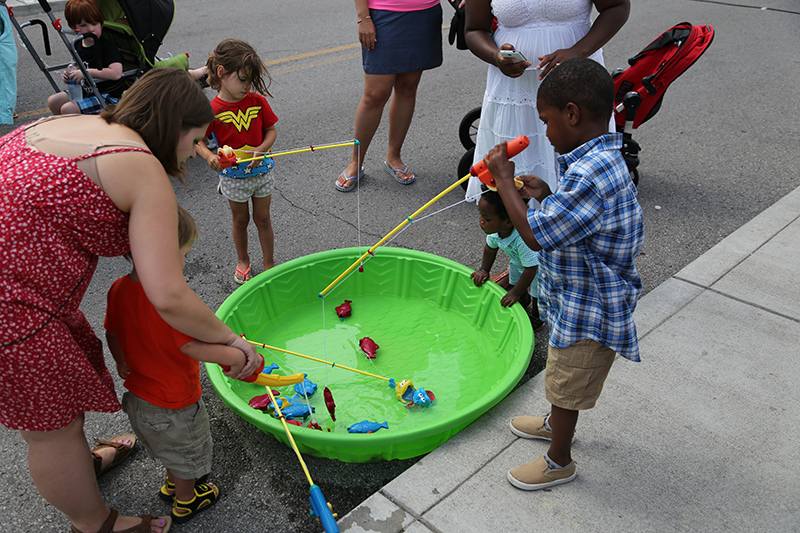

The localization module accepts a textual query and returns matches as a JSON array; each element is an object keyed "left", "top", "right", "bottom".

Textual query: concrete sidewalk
[{"left": 338, "top": 186, "right": 800, "bottom": 532}]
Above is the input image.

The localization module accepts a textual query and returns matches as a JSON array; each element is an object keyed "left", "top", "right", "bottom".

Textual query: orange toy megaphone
[{"left": 470, "top": 135, "right": 530, "bottom": 189}]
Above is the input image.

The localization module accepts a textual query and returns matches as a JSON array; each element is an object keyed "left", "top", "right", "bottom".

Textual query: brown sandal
[
  {"left": 91, "top": 433, "right": 136, "bottom": 477},
  {"left": 71, "top": 509, "right": 172, "bottom": 533}
]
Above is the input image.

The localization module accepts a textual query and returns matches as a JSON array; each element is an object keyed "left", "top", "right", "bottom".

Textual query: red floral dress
[{"left": 0, "top": 125, "right": 150, "bottom": 431}]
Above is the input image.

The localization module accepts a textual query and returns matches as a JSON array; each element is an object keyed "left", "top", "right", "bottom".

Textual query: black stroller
[
  {"left": 9, "top": 0, "right": 191, "bottom": 106},
  {"left": 455, "top": 22, "right": 715, "bottom": 187}
]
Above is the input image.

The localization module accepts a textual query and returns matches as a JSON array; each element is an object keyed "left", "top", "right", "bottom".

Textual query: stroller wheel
[
  {"left": 458, "top": 107, "right": 482, "bottom": 150},
  {"left": 457, "top": 147, "right": 475, "bottom": 191}
]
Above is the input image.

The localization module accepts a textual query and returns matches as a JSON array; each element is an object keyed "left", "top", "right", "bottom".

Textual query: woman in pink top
[{"left": 335, "top": 0, "right": 443, "bottom": 192}]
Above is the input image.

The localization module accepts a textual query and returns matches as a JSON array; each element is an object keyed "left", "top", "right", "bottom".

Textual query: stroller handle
[{"left": 37, "top": 0, "right": 52, "bottom": 13}]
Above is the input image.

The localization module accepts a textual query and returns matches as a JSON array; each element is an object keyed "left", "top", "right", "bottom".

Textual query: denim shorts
[{"left": 122, "top": 392, "right": 212, "bottom": 480}]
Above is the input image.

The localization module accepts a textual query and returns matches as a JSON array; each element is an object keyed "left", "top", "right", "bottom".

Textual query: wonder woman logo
[{"left": 216, "top": 106, "right": 262, "bottom": 132}]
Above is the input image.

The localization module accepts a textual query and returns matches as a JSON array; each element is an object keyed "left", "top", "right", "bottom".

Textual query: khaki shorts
[
  {"left": 545, "top": 339, "right": 616, "bottom": 410},
  {"left": 122, "top": 392, "right": 213, "bottom": 480}
]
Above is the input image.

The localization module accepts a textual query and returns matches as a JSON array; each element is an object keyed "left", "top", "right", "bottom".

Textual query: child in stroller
[
  {"left": 12, "top": 0, "right": 206, "bottom": 114},
  {"left": 46, "top": 0, "right": 125, "bottom": 115}
]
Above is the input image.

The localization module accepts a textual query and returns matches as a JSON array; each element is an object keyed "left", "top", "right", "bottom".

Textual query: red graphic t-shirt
[{"left": 206, "top": 92, "right": 278, "bottom": 159}]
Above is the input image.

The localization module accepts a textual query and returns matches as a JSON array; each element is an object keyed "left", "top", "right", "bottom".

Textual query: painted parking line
[{"left": 19, "top": 27, "right": 450, "bottom": 119}]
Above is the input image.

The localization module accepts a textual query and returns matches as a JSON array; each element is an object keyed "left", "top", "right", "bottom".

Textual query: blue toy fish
[
  {"left": 347, "top": 420, "right": 389, "bottom": 434},
  {"left": 280, "top": 403, "right": 315, "bottom": 421},
  {"left": 294, "top": 375, "right": 317, "bottom": 398},
  {"left": 411, "top": 388, "right": 435, "bottom": 408},
  {"left": 263, "top": 363, "right": 280, "bottom": 374}
]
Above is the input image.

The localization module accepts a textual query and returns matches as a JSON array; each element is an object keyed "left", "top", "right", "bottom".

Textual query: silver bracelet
[{"left": 357, "top": 15, "right": 371, "bottom": 23}]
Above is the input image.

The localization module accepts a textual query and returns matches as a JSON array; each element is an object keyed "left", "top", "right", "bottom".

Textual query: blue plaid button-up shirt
[{"left": 528, "top": 133, "right": 644, "bottom": 362}]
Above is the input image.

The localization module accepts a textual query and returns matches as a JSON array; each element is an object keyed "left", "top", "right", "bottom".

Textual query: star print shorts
[{"left": 217, "top": 169, "right": 274, "bottom": 203}]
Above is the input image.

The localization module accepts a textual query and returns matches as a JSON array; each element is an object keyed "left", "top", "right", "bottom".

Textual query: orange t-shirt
[{"left": 104, "top": 275, "right": 200, "bottom": 409}]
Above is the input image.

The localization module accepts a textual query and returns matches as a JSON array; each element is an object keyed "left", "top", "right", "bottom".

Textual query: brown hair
[
  {"left": 205, "top": 38, "right": 273, "bottom": 97},
  {"left": 100, "top": 68, "right": 214, "bottom": 180},
  {"left": 64, "top": 0, "right": 103, "bottom": 28},
  {"left": 177, "top": 204, "right": 199, "bottom": 249}
]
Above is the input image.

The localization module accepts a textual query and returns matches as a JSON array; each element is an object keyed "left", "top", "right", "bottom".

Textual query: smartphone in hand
[{"left": 498, "top": 49, "right": 527, "bottom": 62}]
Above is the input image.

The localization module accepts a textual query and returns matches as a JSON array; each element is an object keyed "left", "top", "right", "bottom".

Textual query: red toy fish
[
  {"left": 248, "top": 390, "right": 283, "bottom": 411},
  {"left": 335, "top": 300, "right": 352, "bottom": 320},
  {"left": 359, "top": 337, "right": 379, "bottom": 359},
  {"left": 323, "top": 386, "right": 336, "bottom": 421}
]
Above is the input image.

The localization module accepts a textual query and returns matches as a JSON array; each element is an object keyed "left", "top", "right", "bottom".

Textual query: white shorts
[{"left": 218, "top": 173, "right": 274, "bottom": 203}]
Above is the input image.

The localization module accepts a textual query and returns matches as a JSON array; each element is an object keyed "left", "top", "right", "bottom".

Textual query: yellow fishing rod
[
  {"left": 244, "top": 338, "right": 390, "bottom": 383},
  {"left": 221, "top": 139, "right": 359, "bottom": 167},
  {"left": 266, "top": 388, "right": 339, "bottom": 532},
  {"left": 318, "top": 135, "right": 531, "bottom": 297},
  {"left": 318, "top": 173, "right": 471, "bottom": 297}
]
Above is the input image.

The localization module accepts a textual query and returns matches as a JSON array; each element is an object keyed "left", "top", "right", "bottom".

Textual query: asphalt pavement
[{"left": 2, "top": 0, "right": 799, "bottom": 532}]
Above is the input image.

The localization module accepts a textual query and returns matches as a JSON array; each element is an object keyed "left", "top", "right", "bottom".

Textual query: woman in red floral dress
[{"left": 0, "top": 69, "right": 261, "bottom": 533}]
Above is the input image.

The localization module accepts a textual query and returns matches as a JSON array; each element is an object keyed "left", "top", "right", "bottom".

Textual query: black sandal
[{"left": 172, "top": 482, "right": 220, "bottom": 524}]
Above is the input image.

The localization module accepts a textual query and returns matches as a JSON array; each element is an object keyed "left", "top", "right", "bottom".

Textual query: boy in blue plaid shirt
[{"left": 485, "top": 57, "right": 644, "bottom": 491}]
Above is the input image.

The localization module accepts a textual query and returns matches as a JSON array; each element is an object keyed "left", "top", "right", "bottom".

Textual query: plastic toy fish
[
  {"left": 323, "top": 386, "right": 336, "bottom": 421},
  {"left": 392, "top": 379, "right": 435, "bottom": 408},
  {"left": 347, "top": 420, "right": 388, "bottom": 434},
  {"left": 280, "top": 403, "right": 315, "bottom": 421},
  {"left": 409, "top": 387, "right": 436, "bottom": 408},
  {"left": 249, "top": 392, "right": 287, "bottom": 412},
  {"left": 307, "top": 420, "right": 323, "bottom": 431},
  {"left": 359, "top": 337, "right": 379, "bottom": 359},
  {"left": 335, "top": 300, "right": 352, "bottom": 320},
  {"left": 294, "top": 375, "right": 317, "bottom": 398},
  {"left": 263, "top": 363, "right": 280, "bottom": 374}
]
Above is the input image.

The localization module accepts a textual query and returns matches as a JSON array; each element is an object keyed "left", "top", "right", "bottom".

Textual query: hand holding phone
[{"left": 498, "top": 49, "right": 527, "bottom": 63}]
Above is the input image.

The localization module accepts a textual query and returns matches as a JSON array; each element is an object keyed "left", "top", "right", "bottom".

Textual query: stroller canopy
[{"left": 98, "top": 0, "right": 174, "bottom": 64}]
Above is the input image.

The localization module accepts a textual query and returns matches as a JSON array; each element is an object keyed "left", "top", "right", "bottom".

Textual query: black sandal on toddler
[{"left": 172, "top": 482, "right": 220, "bottom": 524}]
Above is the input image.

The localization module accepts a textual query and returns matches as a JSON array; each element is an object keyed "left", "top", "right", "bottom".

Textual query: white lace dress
[{"left": 465, "top": 0, "right": 606, "bottom": 203}]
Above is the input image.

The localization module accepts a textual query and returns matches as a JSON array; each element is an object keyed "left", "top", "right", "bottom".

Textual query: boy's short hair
[
  {"left": 480, "top": 188, "right": 510, "bottom": 220},
  {"left": 538, "top": 58, "right": 614, "bottom": 123},
  {"left": 65, "top": 0, "right": 104, "bottom": 28},
  {"left": 177, "top": 204, "right": 199, "bottom": 249}
]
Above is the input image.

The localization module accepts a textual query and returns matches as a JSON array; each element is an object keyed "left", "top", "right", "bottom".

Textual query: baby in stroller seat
[{"left": 46, "top": 0, "right": 125, "bottom": 115}]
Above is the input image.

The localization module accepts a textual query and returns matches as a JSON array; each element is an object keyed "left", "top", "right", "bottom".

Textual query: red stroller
[{"left": 613, "top": 22, "right": 715, "bottom": 185}]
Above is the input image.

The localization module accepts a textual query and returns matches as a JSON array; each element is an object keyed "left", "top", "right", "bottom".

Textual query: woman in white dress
[{"left": 464, "top": 0, "right": 630, "bottom": 202}]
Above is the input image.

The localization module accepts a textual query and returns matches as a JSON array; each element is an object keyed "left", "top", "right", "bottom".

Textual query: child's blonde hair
[
  {"left": 177, "top": 204, "right": 199, "bottom": 249},
  {"left": 205, "top": 38, "right": 273, "bottom": 97}
]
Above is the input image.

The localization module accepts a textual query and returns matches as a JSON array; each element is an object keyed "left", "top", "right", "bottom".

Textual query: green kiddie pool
[{"left": 208, "top": 247, "right": 534, "bottom": 463}]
